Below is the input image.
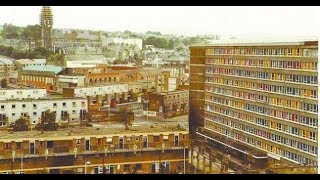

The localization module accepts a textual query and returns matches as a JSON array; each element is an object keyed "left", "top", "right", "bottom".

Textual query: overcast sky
[{"left": 0, "top": 6, "right": 319, "bottom": 37}]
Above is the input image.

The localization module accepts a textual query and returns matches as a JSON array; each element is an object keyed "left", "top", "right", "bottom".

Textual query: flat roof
[
  {"left": 0, "top": 58, "right": 14, "bottom": 65},
  {"left": 0, "top": 97, "right": 86, "bottom": 103},
  {"left": 23, "top": 65, "right": 63, "bottom": 74},
  {"left": 16, "top": 59, "right": 46, "bottom": 64},
  {"left": 156, "top": 90, "right": 189, "bottom": 95},
  {"left": 65, "top": 83, "right": 129, "bottom": 89},
  {"left": 0, "top": 115, "right": 189, "bottom": 140},
  {"left": 0, "top": 87, "right": 46, "bottom": 91},
  {"left": 192, "top": 37, "right": 318, "bottom": 47}
]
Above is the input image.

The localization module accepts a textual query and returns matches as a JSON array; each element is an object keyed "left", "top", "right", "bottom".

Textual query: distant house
[
  {"left": 15, "top": 59, "right": 46, "bottom": 69},
  {"left": 0, "top": 56, "right": 17, "bottom": 82},
  {"left": 102, "top": 36, "right": 143, "bottom": 50}
]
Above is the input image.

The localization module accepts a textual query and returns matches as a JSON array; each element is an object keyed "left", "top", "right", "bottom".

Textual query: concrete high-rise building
[
  {"left": 189, "top": 38, "right": 318, "bottom": 168},
  {"left": 40, "top": 6, "right": 53, "bottom": 50}
]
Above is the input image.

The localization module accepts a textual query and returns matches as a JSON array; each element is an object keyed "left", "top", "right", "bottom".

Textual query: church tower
[{"left": 40, "top": 6, "right": 53, "bottom": 49}]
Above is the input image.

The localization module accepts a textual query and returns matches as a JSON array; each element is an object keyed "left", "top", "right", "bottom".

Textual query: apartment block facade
[
  {"left": 0, "top": 98, "right": 88, "bottom": 127},
  {"left": 0, "top": 127, "right": 189, "bottom": 174},
  {"left": 0, "top": 88, "right": 47, "bottom": 100},
  {"left": 190, "top": 39, "right": 318, "bottom": 166}
]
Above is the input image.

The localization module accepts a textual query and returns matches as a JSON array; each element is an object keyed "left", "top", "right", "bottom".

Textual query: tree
[
  {"left": 146, "top": 31, "right": 162, "bottom": 35},
  {"left": 33, "top": 47, "right": 54, "bottom": 57},
  {"left": 11, "top": 117, "right": 29, "bottom": 131},
  {"left": 2, "top": 23, "right": 21, "bottom": 39},
  {"left": 0, "top": 79, "right": 7, "bottom": 88},
  {"left": 168, "top": 39, "right": 175, "bottom": 49},
  {"left": 0, "top": 44, "right": 53, "bottom": 60},
  {"left": 163, "top": 105, "right": 168, "bottom": 119},
  {"left": 21, "top": 25, "right": 42, "bottom": 46},
  {"left": 118, "top": 106, "right": 134, "bottom": 130},
  {"left": 35, "top": 109, "right": 59, "bottom": 131},
  {"left": 143, "top": 36, "right": 169, "bottom": 49},
  {"left": 176, "top": 46, "right": 184, "bottom": 52}
]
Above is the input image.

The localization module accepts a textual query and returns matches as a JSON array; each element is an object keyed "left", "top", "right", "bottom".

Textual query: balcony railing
[{"left": 0, "top": 141, "right": 190, "bottom": 159}]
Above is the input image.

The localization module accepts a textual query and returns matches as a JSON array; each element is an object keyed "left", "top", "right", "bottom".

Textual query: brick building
[
  {"left": 147, "top": 90, "right": 189, "bottom": 118},
  {"left": 189, "top": 38, "right": 318, "bottom": 168},
  {"left": 18, "top": 65, "right": 63, "bottom": 92},
  {"left": 63, "top": 83, "right": 130, "bottom": 111},
  {"left": 0, "top": 120, "right": 189, "bottom": 174}
]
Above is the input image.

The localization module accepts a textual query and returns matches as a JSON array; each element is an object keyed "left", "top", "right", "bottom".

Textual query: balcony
[{"left": 0, "top": 141, "right": 190, "bottom": 159}]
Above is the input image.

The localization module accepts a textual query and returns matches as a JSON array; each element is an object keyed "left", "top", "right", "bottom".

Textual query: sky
[{"left": 0, "top": 6, "right": 319, "bottom": 38}]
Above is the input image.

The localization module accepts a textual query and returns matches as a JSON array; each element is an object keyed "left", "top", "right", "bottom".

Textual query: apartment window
[
  {"left": 22, "top": 104, "right": 26, "bottom": 108},
  {"left": 310, "top": 104, "right": 318, "bottom": 113},
  {"left": 33, "top": 112, "right": 37, "bottom": 116},
  {"left": 72, "top": 102, "right": 76, "bottom": 107},
  {"left": 311, "top": 76, "right": 317, "bottom": 84},
  {"left": 33, "top": 104, "right": 37, "bottom": 109},
  {"left": 296, "top": 49, "right": 301, "bottom": 56},
  {"left": 311, "top": 90, "right": 317, "bottom": 99},
  {"left": 296, "top": 62, "right": 301, "bottom": 69},
  {"left": 4, "top": 143, "right": 11, "bottom": 150},
  {"left": 98, "top": 138, "right": 103, "bottom": 145},
  {"left": 12, "top": 113, "right": 15, "bottom": 117},
  {"left": 61, "top": 111, "right": 68, "bottom": 118},
  {"left": 16, "top": 142, "right": 22, "bottom": 149},
  {"left": 292, "top": 127, "right": 299, "bottom": 135},
  {"left": 154, "top": 136, "right": 160, "bottom": 142},
  {"left": 106, "top": 137, "right": 113, "bottom": 144},
  {"left": 277, "top": 123, "right": 282, "bottom": 131},
  {"left": 76, "top": 139, "right": 81, "bottom": 145},
  {"left": 53, "top": 103, "right": 57, "bottom": 107},
  {"left": 1, "top": 105, "right": 4, "bottom": 109},
  {"left": 47, "top": 141, "right": 54, "bottom": 148},
  {"left": 12, "top": 105, "right": 16, "bottom": 109},
  {"left": 72, "top": 110, "right": 76, "bottom": 114},
  {"left": 310, "top": 132, "right": 316, "bottom": 140},
  {"left": 62, "top": 102, "right": 66, "bottom": 107}
]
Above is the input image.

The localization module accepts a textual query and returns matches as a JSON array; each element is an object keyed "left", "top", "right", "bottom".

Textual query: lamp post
[
  {"left": 45, "top": 149, "right": 48, "bottom": 170},
  {"left": 12, "top": 150, "right": 15, "bottom": 174},
  {"left": 183, "top": 147, "right": 186, "bottom": 174},
  {"left": 103, "top": 146, "right": 107, "bottom": 174},
  {"left": 84, "top": 161, "right": 91, "bottom": 174},
  {"left": 20, "top": 153, "right": 23, "bottom": 171}
]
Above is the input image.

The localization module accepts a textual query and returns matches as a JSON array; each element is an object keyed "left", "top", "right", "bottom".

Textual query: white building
[
  {"left": 0, "top": 98, "right": 88, "bottom": 127},
  {"left": 65, "top": 55, "right": 109, "bottom": 68},
  {"left": 58, "top": 75, "right": 85, "bottom": 88},
  {"left": 0, "top": 88, "right": 47, "bottom": 100},
  {"left": 15, "top": 59, "right": 46, "bottom": 69},
  {"left": 72, "top": 84, "right": 129, "bottom": 98},
  {"left": 66, "top": 60, "right": 108, "bottom": 68},
  {"left": 102, "top": 37, "right": 143, "bottom": 50}
]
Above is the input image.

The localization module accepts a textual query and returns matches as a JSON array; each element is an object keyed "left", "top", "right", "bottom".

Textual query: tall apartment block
[{"left": 189, "top": 39, "right": 318, "bottom": 167}]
